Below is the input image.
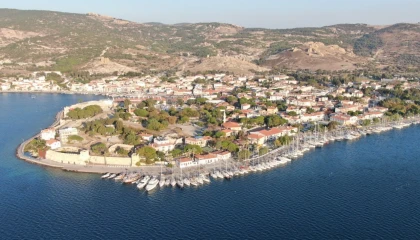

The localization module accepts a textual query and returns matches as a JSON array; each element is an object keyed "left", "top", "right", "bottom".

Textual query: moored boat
[
  {"left": 145, "top": 176, "right": 159, "bottom": 191},
  {"left": 136, "top": 175, "right": 150, "bottom": 189},
  {"left": 101, "top": 172, "right": 111, "bottom": 179}
]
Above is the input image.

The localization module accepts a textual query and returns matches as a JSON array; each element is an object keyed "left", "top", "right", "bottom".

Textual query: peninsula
[{"left": 15, "top": 69, "right": 420, "bottom": 191}]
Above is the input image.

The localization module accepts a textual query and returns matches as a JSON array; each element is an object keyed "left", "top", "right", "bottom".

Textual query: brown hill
[{"left": 0, "top": 9, "right": 418, "bottom": 75}]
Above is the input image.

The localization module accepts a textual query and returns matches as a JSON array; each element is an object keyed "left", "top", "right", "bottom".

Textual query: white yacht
[
  {"left": 177, "top": 178, "right": 184, "bottom": 188},
  {"left": 101, "top": 172, "right": 110, "bottom": 179},
  {"left": 183, "top": 178, "right": 191, "bottom": 186},
  {"left": 145, "top": 177, "right": 159, "bottom": 192},
  {"left": 222, "top": 171, "right": 231, "bottom": 179},
  {"left": 165, "top": 179, "right": 171, "bottom": 186},
  {"left": 114, "top": 172, "right": 125, "bottom": 181},
  {"left": 216, "top": 171, "right": 224, "bottom": 179},
  {"left": 196, "top": 175, "right": 204, "bottom": 185},
  {"left": 190, "top": 177, "right": 199, "bottom": 187},
  {"left": 108, "top": 173, "right": 117, "bottom": 179},
  {"left": 201, "top": 174, "right": 211, "bottom": 183},
  {"left": 170, "top": 178, "right": 177, "bottom": 187},
  {"left": 211, "top": 171, "right": 218, "bottom": 179},
  {"left": 159, "top": 176, "right": 165, "bottom": 188},
  {"left": 136, "top": 175, "right": 150, "bottom": 189}
]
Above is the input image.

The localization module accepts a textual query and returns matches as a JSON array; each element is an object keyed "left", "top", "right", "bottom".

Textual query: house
[
  {"left": 266, "top": 106, "right": 278, "bottom": 115},
  {"left": 40, "top": 128, "right": 56, "bottom": 141},
  {"left": 221, "top": 129, "right": 233, "bottom": 137},
  {"left": 247, "top": 133, "right": 266, "bottom": 145},
  {"left": 241, "top": 104, "right": 251, "bottom": 110},
  {"left": 185, "top": 136, "right": 212, "bottom": 147},
  {"left": 139, "top": 133, "right": 153, "bottom": 142},
  {"left": 59, "top": 127, "right": 78, "bottom": 143},
  {"left": 330, "top": 114, "right": 358, "bottom": 125},
  {"left": 300, "top": 112, "right": 325, "bottom": 122},
  {"left": 195, "top": 154, "right": 219, "bottom": 165},
  {"left": 273, "top": 75, "right": 289, "bottom": 81},
  {"left": 360, "top": 112, "right": 384, "bottom": 120},
  {"left": 177, "top": 157, "right": 197, "bottom": 169},
  {"left": 248, "top": 126, "right": 297, "bottom": 145},
  {"left": 149, "top": 142, "right": 175, "bottom": 153},
  {"left": 213, "top": 151, "right": 232, "bottom": 160},
  {"left": 46, "top": 139, "right": 61, "bottom": 150},
  {"left": 222, "top": 121, "right": 242, "bottom": 132}
]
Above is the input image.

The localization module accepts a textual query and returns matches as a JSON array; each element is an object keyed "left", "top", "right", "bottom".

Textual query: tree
[
  {"left": 176, "top": 98, "right": 184, "bottom": 106},
  {"left": 115, "top": 146, "right": 129, "bottom": 156},
  {"left": 134, "top": 109, "right": 148, "bottom": 117},
  {"left": 288, "top": 111, "right": 298, "bottom": 116},
  {"left": 156, "top": 151, "right": 166, "bottom": 161},
  {"left": 239, "top": 97, "right": 249, "bottom": 105},
  {"left": 214, "top": 131, "right": 226, "bottom": 138},
  {"left": 306, "top": 108, "right": 315, "bottom": 114},
  {"left": 361, "top": 119, "right": 371, "bottom": 126},
  {"left": 170, "top": 149, "right": 183, "bottom": 158},
  {"left": 124, "top": 99, "right": 131, "bottom": 109},
  {"left": 137, "top": 146, "right": 157, "bottom": 161},
  {"left": 259, "top": 147, "right": 269, "bottom": 156},
  {"left": 265, "top": 115, "right": 287, "bottom": 127},
  {"left": 91, "top": 142, "right": 108, "bottom": 155},
  {"left": 184, "top": 144, "right": 203, "bottom": 155},
  {"left": 226, "top": 96, "right": 237, "bottom": 104},
  {"left": 196, "top": 97, "right": 207, "bottom": 105}
]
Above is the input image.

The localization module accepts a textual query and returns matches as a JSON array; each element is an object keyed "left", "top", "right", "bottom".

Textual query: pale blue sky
[{"left": 2, "top": 0, "right": 419, "bottom": 28}]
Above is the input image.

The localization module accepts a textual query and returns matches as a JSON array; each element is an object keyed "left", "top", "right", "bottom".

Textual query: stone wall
[
  {"left": 46, "top": 149, "right": 139, "bottom": 167},
  {"left": 46, "top": 150, "right": 87, "bottom": 165}
]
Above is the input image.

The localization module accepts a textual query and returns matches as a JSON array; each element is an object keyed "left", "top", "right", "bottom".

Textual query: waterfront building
[
  {"left": 177, "top": 157, "right": 197, "bottom": 168},
  {"left": 248, "top": 126, "right": 297, "bottom": 145},
  {"left": 213, "top": 151, "right": 232, "bottom": 160},
  {"left": 330, "top": 114, "right": 358, "bottom": 125},
  {"left": 195, "top": 154, "right": 219, "bottom": 165}
]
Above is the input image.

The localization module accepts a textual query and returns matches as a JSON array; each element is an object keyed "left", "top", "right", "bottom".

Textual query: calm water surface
[{"left": 1, "top": 93, "right": 420, "bottom": 239}]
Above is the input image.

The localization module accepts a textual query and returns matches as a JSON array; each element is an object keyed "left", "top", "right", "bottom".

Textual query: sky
[{"left": 2, "top": 0, "right": 420, "bottom": 29}]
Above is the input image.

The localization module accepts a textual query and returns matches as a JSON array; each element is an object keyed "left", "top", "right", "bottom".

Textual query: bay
[{"left": 1, "top": 93, "right": 420, "bottom": 239}]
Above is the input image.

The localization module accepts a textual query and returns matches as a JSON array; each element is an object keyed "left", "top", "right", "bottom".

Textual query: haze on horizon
[{"left": 2, "top": 0, "right": 420, "bottom": 29}]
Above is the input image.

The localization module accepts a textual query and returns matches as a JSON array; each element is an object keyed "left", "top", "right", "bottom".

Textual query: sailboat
[{"left": 159, "top": 164, "right": 165, "bottom": 188}]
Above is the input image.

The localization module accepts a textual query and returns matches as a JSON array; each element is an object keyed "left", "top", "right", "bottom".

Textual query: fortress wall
[
  {"left": 105, "top": 157, "right": 131, "bottom": 166},
  {"left": 46, "top": 150, "right": 86, "bottom": 165}
]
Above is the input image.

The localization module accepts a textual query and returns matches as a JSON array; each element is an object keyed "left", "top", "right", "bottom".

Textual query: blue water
[{"left": 1, "top": 93, "right": 420, "bottom": 239}]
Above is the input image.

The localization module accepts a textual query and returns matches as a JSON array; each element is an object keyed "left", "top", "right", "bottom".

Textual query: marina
[{"left": 100, "top": 117, "right": 420, "bottom": 192}]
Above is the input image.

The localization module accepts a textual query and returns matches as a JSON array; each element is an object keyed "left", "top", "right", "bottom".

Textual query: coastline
[
  {"left": 1, "top": 90, "right": 108, "bottom": 96},
  {"left": 15, "top": 101, "right": 420, "bottom": 175}
]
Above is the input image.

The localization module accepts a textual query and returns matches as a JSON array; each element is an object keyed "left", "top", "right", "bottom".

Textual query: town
[{"left": 13, "top": 70, "right": 419, "bottom": 168}]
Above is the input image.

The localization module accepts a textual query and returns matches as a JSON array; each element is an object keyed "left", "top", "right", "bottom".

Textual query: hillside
[{"left": 0, "top": 9, "right": 419, "bottom": 76}]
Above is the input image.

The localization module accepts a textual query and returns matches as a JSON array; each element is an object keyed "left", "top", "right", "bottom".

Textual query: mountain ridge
[{"left": 0, "top": 8, "right": 419, "bottom": 76}]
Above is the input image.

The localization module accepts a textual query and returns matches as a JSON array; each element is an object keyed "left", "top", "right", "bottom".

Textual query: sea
[{"left": 1, "top": 93, "right": 420, "bottom": 240}]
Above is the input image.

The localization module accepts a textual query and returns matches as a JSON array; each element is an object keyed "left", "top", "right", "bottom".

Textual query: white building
[
  {"left": 177, "top": 157, "right": 197, "bottom": 169},
  {"left": 195, "top": 154, "right": 219, "bottom": 165},
  {"left": 46, "top": 139, "right": 61, "bottom": 150},
  {"left": 59, "top": 127, "right": 78, "bottom": 143},
  {"left": 40, "top": 128, "right": 56, "bottom": 141}
]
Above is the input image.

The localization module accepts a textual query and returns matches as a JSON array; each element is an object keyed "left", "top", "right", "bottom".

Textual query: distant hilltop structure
[{"left": 87, "top": 12, "right": 113, "bottom": 19}]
